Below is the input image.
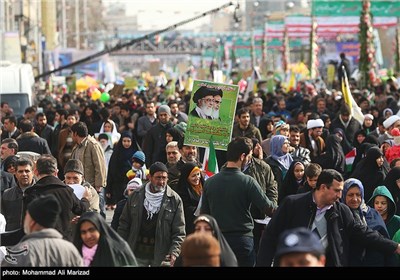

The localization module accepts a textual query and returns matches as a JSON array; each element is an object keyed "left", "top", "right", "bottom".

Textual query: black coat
[
  {"left": 256, "top": 191, "right": 398, "bottom": 267},
  {"left": 24, "top": 175, "right": 89, "bottom": 241},
  {"left": 16, "top": 132, "right": 51, "bottom": 155},
  {"left": 0, "top": 170, "right": 16, "bottom": 192},
  {"left": 143, "top": 122, "right": 172, "bottom": 166}
]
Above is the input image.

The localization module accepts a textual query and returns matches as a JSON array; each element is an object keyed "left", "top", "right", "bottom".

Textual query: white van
[{"left": 0, "top": 61, "right": 36, "bottom": 118}]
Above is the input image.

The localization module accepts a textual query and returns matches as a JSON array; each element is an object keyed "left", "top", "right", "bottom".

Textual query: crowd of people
[{"left": 2, "top": 63, "right": 400, "bottom": 267}]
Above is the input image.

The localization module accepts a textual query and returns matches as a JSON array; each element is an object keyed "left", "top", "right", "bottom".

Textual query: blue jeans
[{"left": 224, "top": 234, "right": 255, "bottom": 267}]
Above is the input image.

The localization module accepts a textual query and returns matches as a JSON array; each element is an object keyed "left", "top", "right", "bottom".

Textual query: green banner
[
  {"left": 312, "top": 0, "right": 400, "bottom": 17},
  {"left": 185, "top": 80, "right": 239, "bottom": 151}
]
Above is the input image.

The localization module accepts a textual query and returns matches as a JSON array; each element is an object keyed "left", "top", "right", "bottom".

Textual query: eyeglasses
[{"left": 202, "top": 98, "right": 214, "bottom": 103}]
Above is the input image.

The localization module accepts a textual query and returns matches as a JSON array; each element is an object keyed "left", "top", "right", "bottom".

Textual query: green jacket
[
  {"left": 368, "top": 185, "right": 400, "bottom": 239},
  {"left": 117, "top": 183, "right": 185, "bottom": 266}
]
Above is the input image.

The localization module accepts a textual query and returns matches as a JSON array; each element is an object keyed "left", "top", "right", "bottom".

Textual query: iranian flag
[
  {"left": 202, "top": 138, "right": 219, "bottom": 179},
  {"left": 345, "top": 148, "right": 356, "bottom": 173}
]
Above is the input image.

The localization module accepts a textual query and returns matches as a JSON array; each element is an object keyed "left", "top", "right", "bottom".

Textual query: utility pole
[
  {"left": 61, "top": 0, "right": 67, "bottom": 48},
  {"left": 75, "top": 0, "right": 80, "bottom": 49},
  {"left": 250, "top": 1, "right": 259, "bottom": 69}
]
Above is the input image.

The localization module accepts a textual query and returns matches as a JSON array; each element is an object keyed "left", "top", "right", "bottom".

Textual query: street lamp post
[
  {"left": 262, "top": 12, "right": 271, "bottom": 72},
  {"left": 250, "top": 1, "right": 259, "bottom": 69}
]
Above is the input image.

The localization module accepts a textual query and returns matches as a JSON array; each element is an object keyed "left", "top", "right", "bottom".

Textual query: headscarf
[
  {"left": 382, "top": 167, "right": 400, "bottom": 216},
  {"left": 193, "top": 215, "right": 238, "bottom": 267},
  {"left": 178, "top": 162, "right": 203, "bottom": 198},
  {"left": 113, "top": 131, "right": 138, "bottom": 171},
  {"left": 73, "top": 212, "right": 137, "bottom": 267},
  {"left": 167, "top": 127, "right": 184, "bottom": 143},
  {"left": 316, "top": 134, "right": 345, "bottom": 173},
  {"left": 279, "top": 160, "right": 305, "bottom": 204},
  {"left": 351, "top": 146, "right": 388, "bottom": 202},
  {"left": 342, "top": 178, "right": 366, "bottom": 223},
  {"left": 259, "top": 117, "right": 274, "bottom": 140},
  {"left": 99, "top": 119, "right": 121, "bottom": 147},
  {"left": 176, "top": 162, "right": 204, "bottom": 234},
  {"left": 270, "top": 135, "right": 293, "bottom": 170}
]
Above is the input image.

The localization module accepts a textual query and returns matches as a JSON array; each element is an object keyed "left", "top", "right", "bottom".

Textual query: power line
[{"left": 35, "top": 1, "right": 235, "bottom": 80}]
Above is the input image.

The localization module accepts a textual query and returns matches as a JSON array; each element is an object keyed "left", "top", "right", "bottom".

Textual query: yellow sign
[{"left": 327, "top": 65, "right": 335, "bottom": 84}]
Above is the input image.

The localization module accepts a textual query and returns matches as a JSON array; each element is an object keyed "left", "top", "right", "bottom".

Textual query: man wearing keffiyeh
[{"left": 118, "top": 162, "right": 186, "bottom": 267}]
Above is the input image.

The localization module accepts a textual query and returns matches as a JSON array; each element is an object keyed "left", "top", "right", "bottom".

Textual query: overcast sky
[{"left": 103, "top": 0, "right": 243, "bottom": 30}]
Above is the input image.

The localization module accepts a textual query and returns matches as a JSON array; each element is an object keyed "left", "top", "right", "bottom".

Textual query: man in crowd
[
  {"left": 137, "top": 101, "right": 158, "bottom": 147},
  {"left": 165, "top": 141, "right": 181, "bottom": 190},
  {"left": 300, "top": 119, "right": 325, "bottom": 162},
  {"left": 289, "top": 125, "right": 311, "bottom": 165},
  {"left": 2, "top": 158, "right": 35, "bottom": 231},
  {"left": 144, "top": 105, "right": 172, "bottom": 166},
  {"left": 0, "top": 138, "right": 18, "bottom": 171},
  {"left": 169, "top": 100, "right": 188, "bottom": 124},
  {"left": 24, "top": 154, "right": 90, "bottom": 241},
  {"left": 118, "top": 162, "right": 185, "bottom": 267},
  {"left": 70, "top": 121, "right": 106, "bottom": 217},
  {"left": 249, "top": 97, "right": 264, "bottom": 128},
  {"left": 201, "top": 137, "right": 276, "bottom": 267},
  {"left": 16, "top": 119, "right": 51, "bottom": 155},
  {"left": 232, "top": 108, "right": 262, "bottom": 143},
  {"left": 257, "top": 169, "right": 400, "bottom": 267},
  {"left": 63, "top": 158, "right": 99, "bottom": 213},
  {"left": 2, "top": 194, "right": 83, "bottom": 267},
  {"left": 34, "top": 112, "right": 54, "bottom": 150},
  {"left": 1, "top": 116, "right": 20, "bottom": 141}
]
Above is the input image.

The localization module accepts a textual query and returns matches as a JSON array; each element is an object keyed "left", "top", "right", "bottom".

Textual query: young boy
[
  {"left": 126, "top": 151, "right": 148, "bottom": 181},
  {"left": 297, "top": 163, "right": 322, "bottom": 194}
]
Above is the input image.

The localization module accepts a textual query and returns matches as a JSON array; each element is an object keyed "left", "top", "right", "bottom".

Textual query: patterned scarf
[
  {"left": 189, "top": 167, "right": 203, "bottom": 196},
  {"left": 144, "top": 183, "right": 165, "bottom": 220}
]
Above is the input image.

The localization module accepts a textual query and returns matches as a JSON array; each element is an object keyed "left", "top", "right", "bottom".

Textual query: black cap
[
  {"left": 275, "top": 227, "right": 324, "bottom": 261},
  {"left": 27, "top": 194, "right": 61, "bottom": 228},
  {"left": 64, "top": 159, "right": 84, "bottom": 175},
  {"left": 149, "top": 162, "right": 168, "bottom": 175}
]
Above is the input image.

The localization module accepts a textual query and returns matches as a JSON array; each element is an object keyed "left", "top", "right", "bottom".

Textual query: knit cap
[{"left": 132, "top": 151, "right": 145, "bottom": 165}]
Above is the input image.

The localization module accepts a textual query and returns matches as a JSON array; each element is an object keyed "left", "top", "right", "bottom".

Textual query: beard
[
  {"left": 201, "top": 104, "right": 213, "bottom": 117},
  {"left": 151, "top": 183, "right": 166, "bottom": 193},
  {"left": 212, "top": 109, "right": 219, "bottom": 119}
]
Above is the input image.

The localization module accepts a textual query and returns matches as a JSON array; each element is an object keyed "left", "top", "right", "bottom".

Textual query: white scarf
[{"left": 144, "top": 183, "right": 165, "bottom": 220}]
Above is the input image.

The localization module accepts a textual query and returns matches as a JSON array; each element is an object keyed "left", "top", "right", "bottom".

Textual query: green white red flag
[{"left": 203, "top": 138, "right": 219, "bottom": 178}]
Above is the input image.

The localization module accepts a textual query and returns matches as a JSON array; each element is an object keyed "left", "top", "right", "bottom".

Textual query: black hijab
[
  {"left": 194, "top": 215, "right": 238, "bottom": 267},
  {"left": 351, "top": 146, "right": 388, "bottom": 202},
  {"left": 113, "top": 131, "right": 138, "bottom": 170},
  {"left": 279, "top": 160, "right": 305, "bottom": 204},
  {"left": 382, "top": 167, "right": 400, "bottom": 216},
  {"left": 73, "top": 212, "right": 137, "bottom": 267},
  {"left": 316, "top": 134, "right": 345, "bottom": 173}
]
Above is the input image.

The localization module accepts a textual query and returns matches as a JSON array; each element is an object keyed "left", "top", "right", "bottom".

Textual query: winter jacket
[
  {"left": 368, "top": 186, "right": 400, "bottom": 239},
  {"left": 256, "top": 191, "right": 398, "bottom": 267},
  {"left": 118, "top": 183, "right": 185, "bottom": 266},
  {"left": 1, "top": 229, "right": 83, "bottom": 267},
  {"left": 24, "top": 175, "right": 89, "bottom": 241}
]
